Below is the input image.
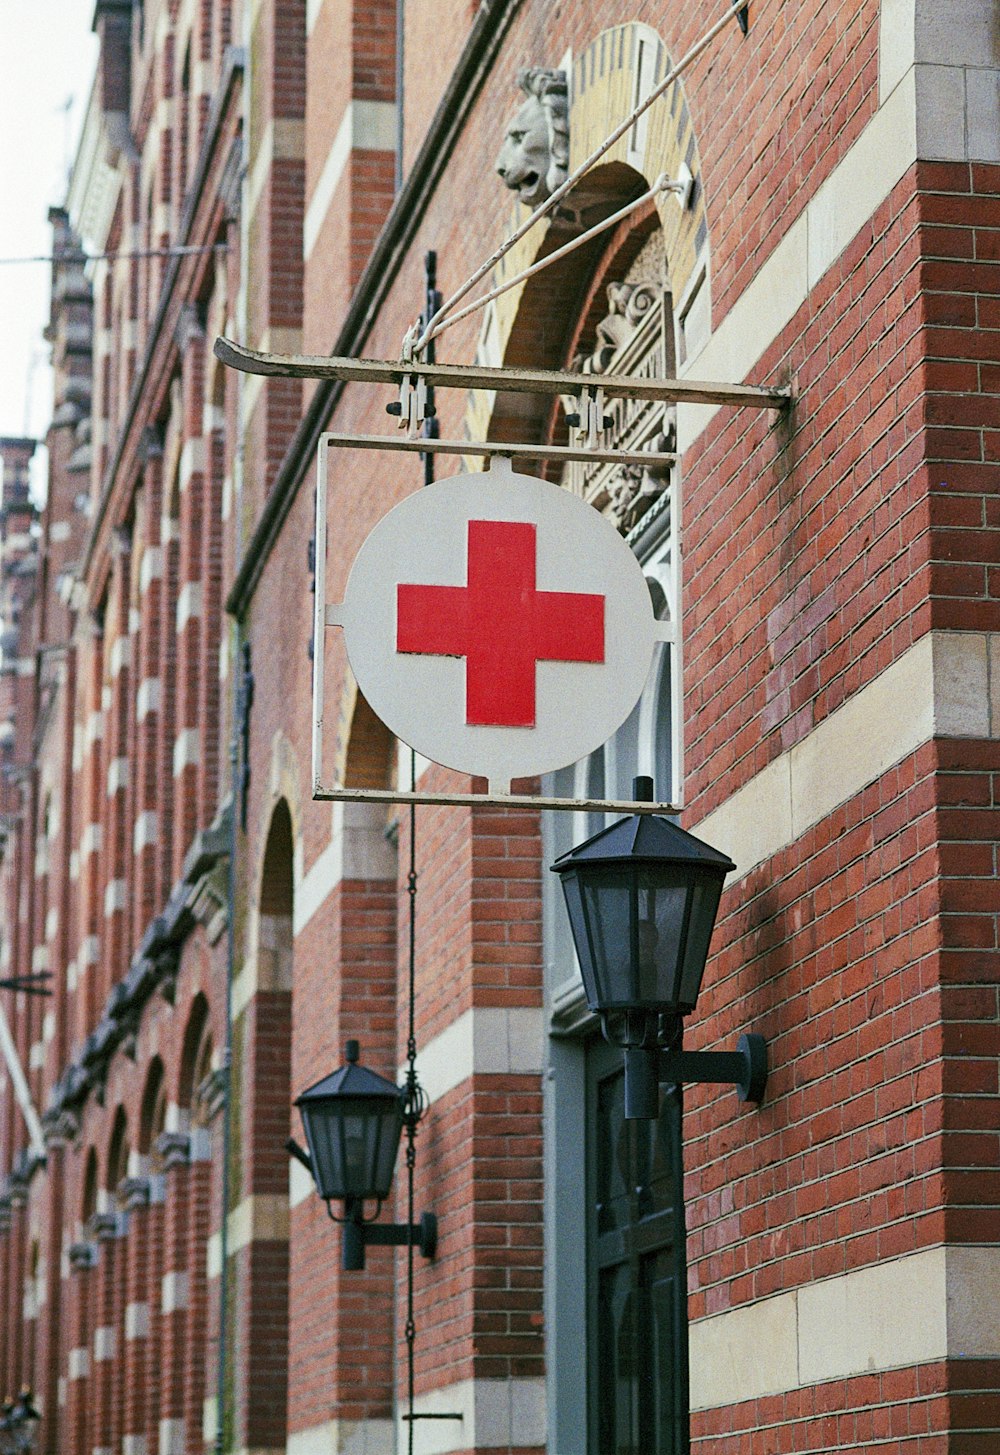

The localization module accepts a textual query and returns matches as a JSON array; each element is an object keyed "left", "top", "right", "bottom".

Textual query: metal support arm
[
  {"left": 660, "top": 1033, "right": 768, "bottom": 1105},
  {"left": 342, "top": 1210, "right": 437, "bottom": 1272}
]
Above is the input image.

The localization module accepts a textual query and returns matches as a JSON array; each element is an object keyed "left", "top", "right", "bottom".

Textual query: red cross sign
[
  {"left": 330, "top": 459, "right": 667, "bottom": 793},
  {"left": 397, "top": 519, "right": 605, "bottom": 727}
]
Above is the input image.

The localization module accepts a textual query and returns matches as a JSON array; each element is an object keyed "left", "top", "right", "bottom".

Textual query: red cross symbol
[{"left": 396, "top": 519, "right": 605, "bottom": 728}]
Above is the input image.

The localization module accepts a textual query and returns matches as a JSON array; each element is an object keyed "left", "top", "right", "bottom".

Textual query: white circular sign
[{"left": 334, "top": 458, "right": 663, "bottom": 791}]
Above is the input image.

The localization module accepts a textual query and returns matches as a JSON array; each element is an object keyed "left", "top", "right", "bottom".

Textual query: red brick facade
[{"left": 0, "top": 3, "right": 997, "bottom": 1454}]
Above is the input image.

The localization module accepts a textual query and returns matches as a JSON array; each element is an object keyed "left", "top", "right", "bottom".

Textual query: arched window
[
  {"left": 107, "top": 1107, "right": 130, "bottom": 1200},
  {"left": 179, "top": 994, "right": 211, "bottom": 1111},
  {"left": 139, "top": 1056, "right": 167, "bottom": 1165}
]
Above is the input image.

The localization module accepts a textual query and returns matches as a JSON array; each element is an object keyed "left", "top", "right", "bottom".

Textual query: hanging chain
[{"left": 404, "top": 255, "right": 437, "bottom": 1453}]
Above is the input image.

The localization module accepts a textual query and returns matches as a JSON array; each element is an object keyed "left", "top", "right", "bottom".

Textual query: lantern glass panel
[
  {"left": 373, "top": 1106, "right": 403, "bottom": 1193},
  {"left": 677, "top": 875, "right": 723, "bottom": 1008},
  {"left": 558, "top": 871, "right": 590, "bottom": 990},
  {"left": 637, "top": 868, "right": 690, "bottom": 1008},
  {"left": 578, "top": 867, "right": 635, "bottom": 1005},
  {"left": 300, "top": 1094, "right": 403, "bottom": 1202},
  {"left": 563, "top": 864, "right": 727, "bottom": 1016}
]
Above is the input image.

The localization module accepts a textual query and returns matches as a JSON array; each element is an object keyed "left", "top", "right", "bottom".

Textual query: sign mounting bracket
[{"left": 214, "top": 337, "right": 792, "bottom": 411}]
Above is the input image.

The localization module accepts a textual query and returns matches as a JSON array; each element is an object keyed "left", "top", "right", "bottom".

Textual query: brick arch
[
  {"left": 469, "top": 161, "right": 644, "bottom": 453},
  {"left": 259, "top": 798, "right": 294, "bottom": 922},
  {"left": 265, "top": 730, "right": 303, "bottom": 848},
  {"left": 341, "top": 674, "right": 396, "bottom": 791},
  {"left": 567, "top": 23, "right": 708, "bottom": 304},
  {"left": 247, "top": 740, "right": 300, "bottom": 1000}
]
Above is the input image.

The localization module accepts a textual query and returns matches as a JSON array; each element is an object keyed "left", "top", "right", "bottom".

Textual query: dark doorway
[{"left": 588, "top": 1037, "right": 684, "bottom": 1454}]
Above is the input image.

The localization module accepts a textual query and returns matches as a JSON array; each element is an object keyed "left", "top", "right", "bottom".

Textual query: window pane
[
  {"left": 597, "top": 1062, "right": 628, "bottom": 1234},
  {"left": 608, "top": 697, "right": 640, "bottom": 803},
  {"left": 586, "top": 749, "right": 606, "bottom": 838},
  {"left": 645, "top": 1250, "right": 677, "bottom": 1452},
  {"left": 598, "top": 1263, "right": 638, "bottom": 1455},
  {"left": 651, "top": 646, "right": 673, "bottom": 803}
]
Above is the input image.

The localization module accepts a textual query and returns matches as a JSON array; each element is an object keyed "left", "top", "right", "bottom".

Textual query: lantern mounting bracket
[
  {"left": 340, "top": 1206, "right": 438, "bottom": 1272},
  {"left": 660, "top": 1032, "right": 768, "bottom": 1106}
]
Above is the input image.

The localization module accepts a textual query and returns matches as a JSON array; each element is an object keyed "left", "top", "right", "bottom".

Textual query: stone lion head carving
[{"left": 495, "top": 68, "right": 569, "bottom": 207}]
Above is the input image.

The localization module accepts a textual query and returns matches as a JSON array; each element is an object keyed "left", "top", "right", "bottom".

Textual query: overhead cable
[{"left": 0, "top": 242, "right": 228, "bottom": 267}]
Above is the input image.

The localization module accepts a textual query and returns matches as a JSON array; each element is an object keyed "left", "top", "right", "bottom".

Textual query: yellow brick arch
[
  {"left": 570, "top": 22, "right": 708, "bottom": 310},
  {"left": 472, "top": 19, "right": 708, "bottom": 414}
]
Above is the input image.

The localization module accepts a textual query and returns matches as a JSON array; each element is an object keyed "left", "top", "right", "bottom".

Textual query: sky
[{"left": 0, "top": 0, "right": 98, "bottom": 497}]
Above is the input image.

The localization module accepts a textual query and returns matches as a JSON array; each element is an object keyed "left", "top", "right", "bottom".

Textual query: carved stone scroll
[{"left": 562, "top": 232, "right": 677, "bottom": 533}]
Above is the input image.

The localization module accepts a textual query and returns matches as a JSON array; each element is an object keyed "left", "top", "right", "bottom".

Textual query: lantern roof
[
  {"left": 294, "top": 1043, "right": 401, "bottom": 1106},
  {"left": 551, "top": 812, "right": 736, "bottom": 873}
]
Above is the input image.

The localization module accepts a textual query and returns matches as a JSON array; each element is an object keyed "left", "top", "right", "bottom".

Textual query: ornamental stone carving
[
  {"left": 562, "top": 237, "right": 677, "bottom": 533},
  {"left": 155, "top": 1129, "right": 191, "bottom": 1169},
  {"left": 196, "top": 1066, "right": 228, "bottom": 1122},
  {"left": 89, "top": 1209, "right": 125, "bottom": 1241},
  {"left": 572, "top": 283, "right": 661, "bottom": 375},
  {"left": 116, "top": 1175, "right": 152, "bottom": 1211},
  {"left": 68, "top": 1240, "right": 97, "bottom": 1271},
  {"left": 43, "top": 1100, "right": 83, "bottom": 1151},
  {"left": 495, "top": 68, "right": 569, "bottom": 207},
  {"left": 7, "top": 1180, "right": 29, "bottom": 1209}
]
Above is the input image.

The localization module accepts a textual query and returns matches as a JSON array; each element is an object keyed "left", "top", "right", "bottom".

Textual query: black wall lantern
[
  {"left": 290, "top": 1040, "right": 437, "bottom": 1271},
  {"left": 0, "top": 1390, "right": 40, "bottom": 1455},
  {"left": 551, "top": 777, "right": 767, "bottom": 1118}
]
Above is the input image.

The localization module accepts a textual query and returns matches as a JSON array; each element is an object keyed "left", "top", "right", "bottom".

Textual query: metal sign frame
[
  {"left": 311, "top": 437, "right": 680, "bottom": 814},
  {"left": 317, "top": 432, "right": 678, "bottom": 470}
]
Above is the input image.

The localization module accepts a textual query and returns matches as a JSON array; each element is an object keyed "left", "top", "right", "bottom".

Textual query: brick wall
[{"left": 1, "top": 5, "right": 998, "bottom": 1455}]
